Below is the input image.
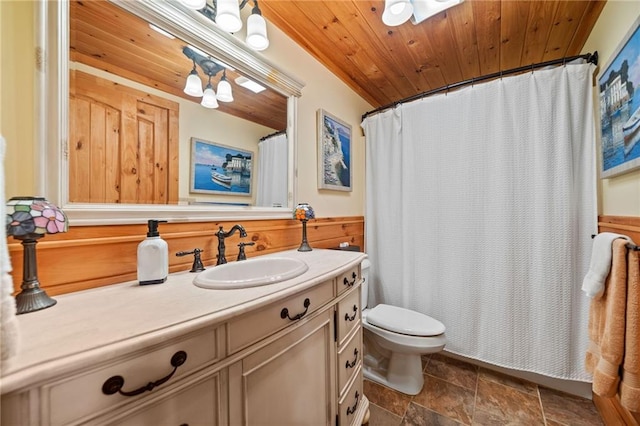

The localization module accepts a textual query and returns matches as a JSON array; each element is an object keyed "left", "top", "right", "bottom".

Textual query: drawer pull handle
[
  {"left": 345, "top": 348, "right": 359, "bottom": 369},
  {"left": 346, "top": 391, "right": 360, "bottom": 416},
  {"left": 101, "top": 351, "right": 187, "bottom": 397},
  {"left": 343, "top": 272, "right": 357, "bottom": 287},
  {"left": 345, "top": 305, "right": 358, "bottom": 322},
  {"left": 280, "top": 298, "right": 311, "bottom": 321}
]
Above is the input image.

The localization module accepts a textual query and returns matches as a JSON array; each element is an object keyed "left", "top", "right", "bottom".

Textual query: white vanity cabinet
[{"left": 1, "top": 250, "right": 368, "bottom": 426}]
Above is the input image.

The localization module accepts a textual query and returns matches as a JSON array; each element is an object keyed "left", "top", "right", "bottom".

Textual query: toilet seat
[{"left": 366, "top": 304, "right": 445, "bottom": 337}]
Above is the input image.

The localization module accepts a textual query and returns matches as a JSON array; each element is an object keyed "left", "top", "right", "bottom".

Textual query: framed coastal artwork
[
  {"left": 317, "top": 109, "right": 352, "bottom": 191},
  {"left": 189, "top": 137, "right": 253, "bottom": 196},
  {"left": 598, "top": 15, "right": 640, "bottom": 179}
]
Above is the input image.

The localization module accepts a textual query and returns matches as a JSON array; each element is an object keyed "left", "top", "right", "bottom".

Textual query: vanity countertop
[{"left": 1, "top": 249, "right": 366, "bottom": 394}]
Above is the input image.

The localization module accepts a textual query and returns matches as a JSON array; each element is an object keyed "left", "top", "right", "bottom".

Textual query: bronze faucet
[{"left": 216, "top": 225, "right": 247, "bottom": 265}]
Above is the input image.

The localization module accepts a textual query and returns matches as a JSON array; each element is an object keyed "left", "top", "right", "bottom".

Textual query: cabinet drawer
[
  {"left": 227, "top": 279, "right": 334, "bottom": 354},
  {"left": 337, "top": 265, "right": 360, "bottom": 295},
  {"left": 338, "top": 367, "right": 363, "bottom": 426},
  {"left": 44, "top": 327, "right": 220, "bottom": 426},
  {"left": 338, "top": 327, "right": 361, "bottom": 396},
  {"left": 104, "top": 371, "right": 222, "bottom": 426},
  {"left": 337, "top": 288, "right": 361, "bottom": 346}
]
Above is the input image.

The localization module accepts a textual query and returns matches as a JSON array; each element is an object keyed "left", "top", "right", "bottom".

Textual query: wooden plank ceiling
[
  {"left": 71, "top": 0, "right": 606, "bottom": 122},
  {"left": 260, "top": 0, "right": 607, "bottom": 108}
]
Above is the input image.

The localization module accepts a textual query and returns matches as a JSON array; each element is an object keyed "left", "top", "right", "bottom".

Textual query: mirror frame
[{"left": 38, "top": 0, "right": 305, "bottom": 225}]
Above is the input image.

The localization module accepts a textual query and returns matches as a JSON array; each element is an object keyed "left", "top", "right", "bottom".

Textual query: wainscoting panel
[{"left": 7, "top": 216, "right": 364, "bottom": 296}]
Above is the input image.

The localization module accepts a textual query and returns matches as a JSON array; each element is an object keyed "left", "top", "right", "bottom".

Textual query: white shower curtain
[
  {"left": 256, "top": 132, "right": 288, "bottom": 207},
  {"left": 362, "top": 64, "right": 597, "bottom": 381}
]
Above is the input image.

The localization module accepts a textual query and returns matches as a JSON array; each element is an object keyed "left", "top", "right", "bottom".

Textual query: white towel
[
  {"left": 0, "top": 135, "right": 19, "bottom": 361},
  {"left": 582, "top": 232, "right": 631, "bottom": 299}
]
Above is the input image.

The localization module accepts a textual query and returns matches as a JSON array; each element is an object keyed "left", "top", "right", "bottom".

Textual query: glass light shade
[
  {"left": 201, "top": 84, "right": 219, "bottom": 108},
  {"left": 246, "top": 13, "right": 269, "bottom": 51},
  {"left": 6, "top": 196, "right": 68, "bottom": 237},
  {"left": 180, "top": 0, "right": 207, "bottom": 9},
  {"left": 215, "top": 0, "right": 243, "bottom": 33},
  {"left": 382, "top": 0, "right": 414, "bottom": 26},
  {"left": 6, "top": 196, "right": 68, "bottom": 314},
  {"left": 184, "top": 70, "right": 204, "bottom": 97},
  {"left": 294, "top": 203, "right": 314, "bottom": 252},
  {"left": 294, "top": 203, "right": 315, "bottom": 221},
  {"left": 216, "top": 76, "right": 234, "bottom": 102}
]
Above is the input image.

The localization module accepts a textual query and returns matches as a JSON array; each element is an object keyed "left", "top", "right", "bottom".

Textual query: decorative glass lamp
[
  {"left": 6, "top": 197, "right": 68, "bottom": 314},
  {"left": 294, "top": 202, "right": 315, "bottom": 252}
]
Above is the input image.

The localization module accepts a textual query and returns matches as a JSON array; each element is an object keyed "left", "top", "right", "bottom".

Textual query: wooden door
[{"left": 69, "top": 70, "right": 179, "bottom": 204}]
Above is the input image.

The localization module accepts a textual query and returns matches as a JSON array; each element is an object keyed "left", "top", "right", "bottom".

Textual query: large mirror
[{"left": 40, "top": 0, "right": 305, "bottom": 225}]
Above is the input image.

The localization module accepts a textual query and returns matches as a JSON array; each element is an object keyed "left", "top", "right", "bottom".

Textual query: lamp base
[
  {"left": 297, "top": 242, "right": 313, "bottom": 252},
  {"left": 15, "top": 287, "right": 57, "bottom": 315}
]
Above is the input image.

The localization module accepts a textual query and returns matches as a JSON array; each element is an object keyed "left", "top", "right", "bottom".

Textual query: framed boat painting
[
  {"left": 598, "top": 15, "right": 640, "bottom": 178},
  {"left": 189, "top": 137, "right": 253, "bottom": 196},
  {"left": 317, "top": 109, "right": 352, "bottom": 191}
]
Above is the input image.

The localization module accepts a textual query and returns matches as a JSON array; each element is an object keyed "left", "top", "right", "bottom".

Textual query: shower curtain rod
[
  {"left": 361, "top": 51, "right": 598, "bottom": 121},
  {"left": 259, "top": 129, "right": 286, "bottom": 141}
]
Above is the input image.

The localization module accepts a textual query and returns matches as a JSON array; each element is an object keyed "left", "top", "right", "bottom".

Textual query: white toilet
[{"left": 361, "top": 259, "right": 446, "bottom": 395}]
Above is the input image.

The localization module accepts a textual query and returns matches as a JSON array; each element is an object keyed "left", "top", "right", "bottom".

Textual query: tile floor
[{"left": 364, "top": 353, "right": 604, "bottom": 426}]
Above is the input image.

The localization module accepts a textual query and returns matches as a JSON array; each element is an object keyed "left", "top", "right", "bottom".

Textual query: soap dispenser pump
[{"left": 137, "top": 219, "right": 169, "bottom": 285}]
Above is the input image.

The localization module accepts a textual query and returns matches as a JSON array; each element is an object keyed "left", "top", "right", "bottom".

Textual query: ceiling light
[
  {"left": 181, "top": 0, "right": 270, "bottom": 51},
  {"left": 411, "top": 0, "right": 464, "bottom": 25},
  {"left": 184, "top": 61, "right": 204, "bottom": 97},
  {"left": 382, "top": 0, "right": 464, "bottom": 26},
  {"left": 215, "top": 0, "right": 243, "bottom": 32},
  {"left": 246, "top": 1, "right": 269, "bottom": 51},
  {"left": 149, "top": 24, "right": 175, "bottom": 39},
  {"left": 216, "top": 70, "right": 234, "bottom": 102},
  {"left": 201, "top": 76, "right": 219, "bottom": 108},
  {"left": 382, "top": 0, "right": 414, "bottom": 26},
  {"left": 235, "top": 76, "right": 266, "bottom": 93}
]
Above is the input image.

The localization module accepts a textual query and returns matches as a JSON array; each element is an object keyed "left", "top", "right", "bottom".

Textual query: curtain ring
[{"left": 531, "top": 63, "right": 534, "bottom": 74}]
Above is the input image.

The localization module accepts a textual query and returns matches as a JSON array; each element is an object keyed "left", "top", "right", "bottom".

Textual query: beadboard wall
[{"left": 7, "top": 216, "right": 364, "bottom": 296}]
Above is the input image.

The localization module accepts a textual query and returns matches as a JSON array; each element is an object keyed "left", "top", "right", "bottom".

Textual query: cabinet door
[{"left": 229, "top": 309, "right": 336, "bottom": 425}]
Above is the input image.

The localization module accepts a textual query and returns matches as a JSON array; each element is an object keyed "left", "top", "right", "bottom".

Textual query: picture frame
[
  {"left": 317, "top": 109, "right": 352, "bottom": 191},
  {"left": 598, "top": 15, "right": 640, "bottom": 179},
  {"left": 189, "top": 137, "right": 253, "bottom": 196}
]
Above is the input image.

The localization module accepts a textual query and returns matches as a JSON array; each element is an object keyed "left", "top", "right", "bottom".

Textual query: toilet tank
[{"left": 361, "top": 259, "right": 370, "bottom": 309}]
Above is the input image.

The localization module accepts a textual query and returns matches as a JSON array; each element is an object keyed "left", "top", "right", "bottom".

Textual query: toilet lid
[{"left": 367, "top": 304, "right": 445, "bottom": 337}]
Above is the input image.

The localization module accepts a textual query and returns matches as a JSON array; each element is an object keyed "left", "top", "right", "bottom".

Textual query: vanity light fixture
[
  {"left": 382, "top": 0, "right": 464, "bottom": 27},
  {"left": 179, "top": 0, "right": 270, "bottom": 51},
  {"left": 5, "top": 197, "right": 68, "bottom": 314},
  {"left": 183, "top": 46, "right": 235, "bottom": 107}
]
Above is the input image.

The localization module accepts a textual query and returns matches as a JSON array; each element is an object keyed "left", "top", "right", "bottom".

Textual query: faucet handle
[
  {"left": 237, "top": 242, "right": 256, "bottom": 261},
  {"left": 176, "top": 248, "right": 205, "bottom": 272}
]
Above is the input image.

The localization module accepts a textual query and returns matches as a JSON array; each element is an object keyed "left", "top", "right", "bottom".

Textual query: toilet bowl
[{"left": 361, "top": 259, "right": 446, "bottom": 395}]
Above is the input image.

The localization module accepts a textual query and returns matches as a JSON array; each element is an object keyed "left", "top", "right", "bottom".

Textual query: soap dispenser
[{"left": 137, "top": 220, "right": 168, "bottom": 285}]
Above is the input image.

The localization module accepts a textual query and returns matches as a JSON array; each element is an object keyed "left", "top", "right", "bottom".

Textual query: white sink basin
[{"left": 193, "top": 257, "right": 309, "bottom": 289}]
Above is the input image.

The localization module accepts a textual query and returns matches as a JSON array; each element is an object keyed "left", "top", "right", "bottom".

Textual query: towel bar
[{"left": 590, "top": 234, "right": 640, "bottom": 251}]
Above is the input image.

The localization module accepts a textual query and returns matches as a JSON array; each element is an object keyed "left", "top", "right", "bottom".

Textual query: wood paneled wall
[
  {"left": 594, "top": 215, "right": 640, "bottom": 425},
  {"left": 7, "top": 216, "right": 364, "bottom": 296}
]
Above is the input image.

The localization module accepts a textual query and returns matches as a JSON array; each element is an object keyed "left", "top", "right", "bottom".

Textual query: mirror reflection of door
[{"left": 69, "top": 71, "right": 179, "bottom": 204}]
